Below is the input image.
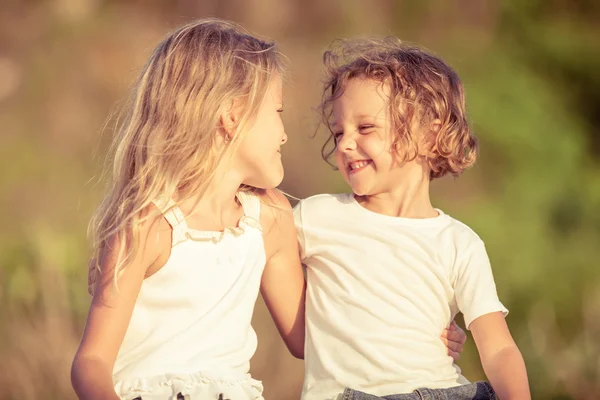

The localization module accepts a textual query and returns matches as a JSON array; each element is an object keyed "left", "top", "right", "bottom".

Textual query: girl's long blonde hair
[{"left": 88, "top": 18, "right": 285, "bottom": 294}]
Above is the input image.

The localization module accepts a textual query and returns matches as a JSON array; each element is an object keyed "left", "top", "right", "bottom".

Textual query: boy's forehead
[
  {"left": 331, "top": 78, "right": 390, "bottom": 122},
  {"left": 336, "top": 79, "right": 390, "bottom": 106}
]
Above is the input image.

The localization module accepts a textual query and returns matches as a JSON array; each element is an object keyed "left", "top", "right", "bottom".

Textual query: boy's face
[{"left": 332, "top": 77, "right": 419, "bottom": 196}]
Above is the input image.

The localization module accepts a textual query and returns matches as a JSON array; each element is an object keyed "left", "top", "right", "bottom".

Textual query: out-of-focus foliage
[{"left": 0, "top": 1, "right": 598, "bottom": 399}]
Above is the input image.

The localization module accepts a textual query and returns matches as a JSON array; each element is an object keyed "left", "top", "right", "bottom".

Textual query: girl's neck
[{"left": 177, "top": 167, "right": 246, "bottom": 231}]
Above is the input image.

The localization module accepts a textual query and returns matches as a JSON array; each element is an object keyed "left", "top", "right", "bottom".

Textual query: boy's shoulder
[
  {"left": 441, "top": 212, "right": 484, "bottom": 247},
  {"left": 295, "top": 193, "right": 354, "bottom": 214},
  {"left": 297, "top": 192, "right": 351, "bottom": 206}
]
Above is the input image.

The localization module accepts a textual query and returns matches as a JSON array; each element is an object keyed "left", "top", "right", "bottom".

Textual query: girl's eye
[{"left": 358, "top": 125, "right": 374, "bottom": 132}]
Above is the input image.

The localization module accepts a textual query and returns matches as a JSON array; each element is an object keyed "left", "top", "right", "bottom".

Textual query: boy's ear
[
  {"left": 430, "top": 119, "right": 442, "bottom": 134},
  {"left": 417, "top": 118, "right": 442, "bottom": 155}
]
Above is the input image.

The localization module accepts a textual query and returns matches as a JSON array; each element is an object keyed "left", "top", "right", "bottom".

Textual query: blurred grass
[{"left": 1, "top": 1, "right": 599, "bottom": 399}]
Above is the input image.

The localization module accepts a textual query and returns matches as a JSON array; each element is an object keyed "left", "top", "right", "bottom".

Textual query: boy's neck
[{"left": 355, "top": 172, "right": 437, "bottom": 219}]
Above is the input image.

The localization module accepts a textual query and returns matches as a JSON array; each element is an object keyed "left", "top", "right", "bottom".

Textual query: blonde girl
[{"left": 71, "top": 18, "right": 305, "bottom": 400}]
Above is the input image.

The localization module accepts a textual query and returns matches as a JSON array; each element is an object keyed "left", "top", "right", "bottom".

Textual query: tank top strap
[
  {"left": 151, "top": 197, "right": 189, "bottom": 246},
  {"left": 236, "top": 191, "right": 261, "bottom": 221}
]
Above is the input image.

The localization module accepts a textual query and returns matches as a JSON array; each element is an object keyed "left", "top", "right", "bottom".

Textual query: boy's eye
[
  {"left": 277, "top": 108, "right": 284, "bottom": 113},
  {"left": 332, "top": 132, "right": 343, "bottom": 144}
]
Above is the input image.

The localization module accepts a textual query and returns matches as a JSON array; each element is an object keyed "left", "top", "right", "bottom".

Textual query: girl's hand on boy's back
[
  {"left": 441, "top": 320, "right": 467, "bottom": 361},
  {"left": 71, "top": 206, "right": 171, "bottom": 400},
  {"left": 259, "top": 189, "right": 306, "bottom": 359}
]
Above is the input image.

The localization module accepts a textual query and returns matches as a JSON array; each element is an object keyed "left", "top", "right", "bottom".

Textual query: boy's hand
[{"left": 441, "top": 321, "right": 467, "bottom": 361}]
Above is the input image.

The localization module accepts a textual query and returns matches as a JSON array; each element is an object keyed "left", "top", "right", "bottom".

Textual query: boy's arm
[
  {"left": 260, "top": 189, "right": 306, "bottom": 359},
  {"left": 470, "top": 312, "right": 531, "bottom": 400}
]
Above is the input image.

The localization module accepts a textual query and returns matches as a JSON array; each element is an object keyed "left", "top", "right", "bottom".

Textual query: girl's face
[{"left": 235, "top": 74, "right": 287, "bottom": 189}]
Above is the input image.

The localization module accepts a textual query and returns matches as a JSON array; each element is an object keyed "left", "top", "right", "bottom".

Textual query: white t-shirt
[{"left": 294, "top": 194, "right": 508, "bottom": 400}]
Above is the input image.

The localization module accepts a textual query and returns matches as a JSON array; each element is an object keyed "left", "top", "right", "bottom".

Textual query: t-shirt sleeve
[
  {"left": 292, "top": 200, "right": 308, "bottom": 261},
  {"left": 453, "top": 239, "right": 509, "bottom": 329}
]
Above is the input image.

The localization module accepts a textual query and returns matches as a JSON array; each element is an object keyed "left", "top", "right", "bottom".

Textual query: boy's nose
[
  {"left": 337, "top": 134, "right": 356, "bottom": 152},
  {"left": 281, "top": 132, "right": 288, "bottom": 145}
]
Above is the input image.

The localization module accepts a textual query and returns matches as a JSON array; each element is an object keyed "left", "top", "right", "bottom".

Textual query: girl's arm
[
  {"left": 470, "top": 312, "right": 531, "bottom": 400},
  {"left": 260, "top": 189, "right": 306, "bottom": 359},
  {"left": 441, "top": 321, "right": 468, "bottom": 361},
  {"left": 71, "top": 210, "right": 170, "bottom": 400}
]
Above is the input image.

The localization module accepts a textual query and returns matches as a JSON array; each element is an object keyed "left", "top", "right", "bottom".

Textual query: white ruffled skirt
[{"left": 114, "top": 370, "right": 264, "bottom": 400}]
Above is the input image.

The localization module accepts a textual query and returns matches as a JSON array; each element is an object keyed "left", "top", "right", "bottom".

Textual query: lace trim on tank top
[{"left": 152, "top": 191, "right": 262, "bottom": 246}]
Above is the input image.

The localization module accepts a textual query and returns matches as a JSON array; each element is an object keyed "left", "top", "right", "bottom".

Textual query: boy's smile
[
  {"left": 347, "top": 159, "right": 372, "bottom": 174},
  {"left": 332, "top": 77, "right": 397, "bottom": 196}
]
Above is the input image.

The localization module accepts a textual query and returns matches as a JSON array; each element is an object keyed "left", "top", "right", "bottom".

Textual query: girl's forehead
[{"left": 265, "top": 74, "right": 283, "bottom": 103}]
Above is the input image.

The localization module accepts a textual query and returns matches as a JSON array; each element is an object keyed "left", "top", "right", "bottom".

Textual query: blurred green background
[{"left": 1, "top": 0, "right": 599, "bottom": 399}]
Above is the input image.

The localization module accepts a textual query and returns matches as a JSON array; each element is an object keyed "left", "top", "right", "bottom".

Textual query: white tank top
[{"left": 113, "top": 191, "right": 266, "bottom": 400}]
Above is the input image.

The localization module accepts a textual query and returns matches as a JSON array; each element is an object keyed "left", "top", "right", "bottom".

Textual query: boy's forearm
[
  {"left": 481, "top": 345, "right": 531, "bottom": 400},
  {"left": 71, "top": 356, "right": 120, "bottom": 400}
]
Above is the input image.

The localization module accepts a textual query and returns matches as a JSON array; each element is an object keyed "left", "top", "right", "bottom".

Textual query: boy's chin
[
  {"left": 345, "top": 175, "right": 372, "bottom": 197},
  {"left": 349, "top": 185, "right": 372, "bottom": 197}
]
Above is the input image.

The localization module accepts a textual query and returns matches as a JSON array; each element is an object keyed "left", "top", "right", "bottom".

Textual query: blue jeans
[{"left": 341, "top": 381, "right": 497, "bottom": 400}]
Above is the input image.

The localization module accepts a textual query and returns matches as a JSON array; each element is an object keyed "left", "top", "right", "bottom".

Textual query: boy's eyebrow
[
  {"left": 355, "top": 113, "right": 376, "bottom": 121},
  {"left": 332, "top": 114, "right": 376, "bottom": 127}
]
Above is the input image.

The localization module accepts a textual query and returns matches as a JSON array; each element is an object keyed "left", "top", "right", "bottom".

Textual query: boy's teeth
[{"left": 350, "top": 160, "right": 369, "bottom": 170}]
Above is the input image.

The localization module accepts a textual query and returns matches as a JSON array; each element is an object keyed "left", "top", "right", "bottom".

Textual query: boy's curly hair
[{"left": 320, "top": 37, "right": 478, "bottom": 180}]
